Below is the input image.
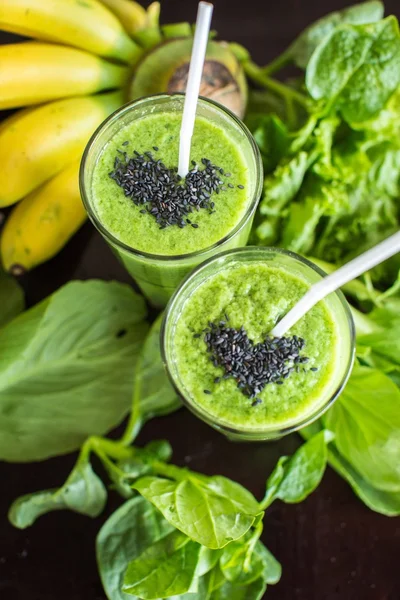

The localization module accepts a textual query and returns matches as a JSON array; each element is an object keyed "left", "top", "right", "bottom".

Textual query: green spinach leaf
[
  {"left": 288, "top": 1, "right": 384, "bottom": 69},
  {"left": 306, "top": 17, "right": 400, "bottom": 123},
  {"left": 246, "top": 89, "right": 290, "bottom": 123},
  {"left": 301, "top": 420, "right": 400, "bottom": 516},
  {"left": 0, "top": 280, "right": 148, "bottom": 462},
  {"left": 246, "top": 114, "right": 290, "bottom": 173},
  {"left": 125, "top": 314, "right": 181, "bottom": 443},
  {"left": 166, "top": 565, "right": 228, "bottom": 600},
  {"left": 262, "top": 430, "right": 333, "bottom": 508},
  {"left": 0, "top": 269, "right": 24, "bottom": 327},
  {"left": 97, "top": 495, "right": 175, "bottom": 600},
  {"left": 9, "top": 453, "right": 106, "bottom": 529},
  {"left": 323, "top": 364, "right": 400, "bottom": 492},
  {"left": 123, "top": 530, "right": 200, "bottom": 599},
  {"left": 133, "top": 474, "right": 262, "bottom": 549},
  {"left": 254, "top": 540, "right": 282, "bottom": 584},
  {"left": 220, "top": 539, "right": 264, "bottom": 585},
  {"left": 219, "top": 533, "right": 281, "bottom": 588},
  {"left": 212, "top": 576, "right": 267, "bottom": 600}
]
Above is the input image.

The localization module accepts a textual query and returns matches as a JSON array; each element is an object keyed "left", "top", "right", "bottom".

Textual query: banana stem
[{"left": 243, "top": 61, "right": 310, "bottom": 109}]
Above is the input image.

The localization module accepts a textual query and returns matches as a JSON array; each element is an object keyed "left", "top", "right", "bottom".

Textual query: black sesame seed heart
[
  {"left": 198, "top": 320, "right": 314, "bottom": 404},
  {"left": 109, "top": 146, "right": 244, "bottom": 230}
]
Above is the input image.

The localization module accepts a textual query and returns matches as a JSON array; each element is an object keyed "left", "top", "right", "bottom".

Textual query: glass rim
[
  {"left": 161, "top": 246, "right": 356, "bottom": 439},
  {"left": 79, "top": 93, "right": 263, "bottom": 263}
]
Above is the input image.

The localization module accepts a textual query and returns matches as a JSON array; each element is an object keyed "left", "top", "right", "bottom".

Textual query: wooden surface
[{"left": 0, "top": 1, "right": 399, "bottom": 599}]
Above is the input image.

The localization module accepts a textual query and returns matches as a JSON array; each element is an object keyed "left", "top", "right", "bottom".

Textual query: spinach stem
[
  {"left": 260, "top": 49, "right": 292, "bottom": 76},
  {"left": 120, "top": 357, "right": 144, "bottom": 446},
  {"left": 259, "top": 493, "right": 274, "bottom": 511},
  {"left": 90, "top": 436, "right": 133, "bottom": 460},
  {"left": 244, "top": 521, "right": 263, "bottom": 571},
  {"left": 285, "top": 95, "right": 297, "bottom": 129},
  {"left": 151, "top": 460, "right": 192, "bottom": 482},
  {"left": 243, "top": 60, "right": 310, "bottom": 109},
  {"left": 120, "top": 400, "right": 142, "bottom": 446},
  {"left": 79, "top": 438, "right": 92, "bottom": 463}
]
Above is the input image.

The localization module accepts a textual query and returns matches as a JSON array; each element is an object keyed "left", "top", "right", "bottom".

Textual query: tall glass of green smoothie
[
  {"left": 162, "top": 247, "right": 355, "bottom": 441},
  {"left": 80, "top": 94, "right": 262, "bottom": 307}
]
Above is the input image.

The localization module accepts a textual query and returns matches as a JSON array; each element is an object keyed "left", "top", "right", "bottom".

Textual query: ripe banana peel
[
  {"left": 0, "top": 0, "right": 140, "bottom": 63},
  {"left": 0, "top": 42, "right": 128, "bottom": 109},
  {"left": 98, "top": 0, "right": 147, "bottom": 35},
  {"left": 0, "top": 90, "right": 124, "bottom": 208},
  {"left": 1, "top": 161, "right": 86, "bottom": 274},
  {"left": 98, "top": 0, "right": 162, "bottom": 47}
]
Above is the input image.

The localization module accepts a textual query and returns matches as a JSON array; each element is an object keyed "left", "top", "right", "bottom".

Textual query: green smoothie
[
  {"left": 92, "top": 113, "right": 249, "bottom": 255},
  {"left": 166, "top": 255, "right": 352, "bottom": 436},
  {"left": 81, "top": 95, "right": 262, "bottom": 307}
]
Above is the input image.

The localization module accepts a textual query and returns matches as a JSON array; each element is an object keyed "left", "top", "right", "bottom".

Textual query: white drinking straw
[
  {"left": 270, "top": 230, "right": 400, "bottom": 337},
  {"left": 178, "top": 2, "right": 213, "bottom": 179}
]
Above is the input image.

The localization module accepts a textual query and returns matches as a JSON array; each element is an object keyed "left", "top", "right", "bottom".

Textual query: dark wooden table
[{"left": 1, "top": 1, "right": 399, "bottom": 599}]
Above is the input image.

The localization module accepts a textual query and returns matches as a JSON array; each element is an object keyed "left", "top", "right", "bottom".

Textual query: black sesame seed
[
  {"left": 108, "top": 149, "right": 229, "bottom": 229},
  {"left": 198, "top": 322, "right": 311, "bottom": 401}
]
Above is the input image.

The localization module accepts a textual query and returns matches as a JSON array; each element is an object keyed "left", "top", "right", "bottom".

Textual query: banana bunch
[{"left": 0, "top": 0, "right": 248, "bottom": 274}]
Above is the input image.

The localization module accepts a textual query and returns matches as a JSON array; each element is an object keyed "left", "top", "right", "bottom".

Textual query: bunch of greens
[
  {"left": 244, "top": 1, "right": 400, "bottom": 294},
  {"left": 2, "top": 280, "right": 331, "bottom": 599},
  {"left": 239, "top": 1, "right": 400, "bottom": 518},
  {"left": 2, "top": 3, "right": 400, "bottom": 599},
  {"left": 300, "top": 277, "right": 400, "bottom": 517}
]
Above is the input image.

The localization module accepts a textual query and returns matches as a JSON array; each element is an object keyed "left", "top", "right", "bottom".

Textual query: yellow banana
[
  {"left": 1, "top": 161, "right": 86, "bottom": 274},
  {"left": 0, "top": 42, "right": 128, "bottom": 109},
  {"left": 0, "top": 0, "right": 141, "bottom": 63},
  {"left": 0, "top": 91, "right": 124, "bottom": 208},
  {"left": 98, "top": 0, "right": 147, "bottom": 36}
]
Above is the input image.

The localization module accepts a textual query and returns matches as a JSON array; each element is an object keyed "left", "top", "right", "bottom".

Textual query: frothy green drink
[
  {"left": 92, "top": 113, "right": 249, "bottom": 255},
  {"left": 162, "top": 248, "right": 355, "bottom": 441},
  {"left": 81, "top": 95, "right": 262, "bottom": 306}
]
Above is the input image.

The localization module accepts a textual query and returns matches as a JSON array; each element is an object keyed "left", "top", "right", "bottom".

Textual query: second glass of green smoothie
[
  {"left": 161, "top": 247, "right": 355, "bottom": 441},
  {"left": 80, "top": 94, "right": 262, "bottom": 307}
]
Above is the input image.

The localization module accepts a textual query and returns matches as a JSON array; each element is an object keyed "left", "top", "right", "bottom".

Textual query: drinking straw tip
[{"left": 178, "top": 2, "right": 214, "bottom": 178}]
